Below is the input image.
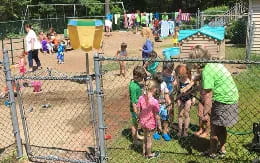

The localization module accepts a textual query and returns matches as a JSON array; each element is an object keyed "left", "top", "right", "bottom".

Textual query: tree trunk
[{"left": 105, "top": 0, "right": 110, "bottom": 15}]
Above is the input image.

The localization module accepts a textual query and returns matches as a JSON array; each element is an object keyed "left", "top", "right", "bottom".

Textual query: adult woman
[
  {"left": 25, "top": 24, "right": 42, "bottom": 72},
  {"left": 140, "top": 27, "right": 153, "bottom": 65},
  {"left": 190, "top": 45, "right": 239, "bottom": 158}
]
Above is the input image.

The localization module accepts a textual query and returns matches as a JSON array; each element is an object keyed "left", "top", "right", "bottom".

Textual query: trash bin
[{"left": 68, "top": 19, "right": 103, "bottom": 52}]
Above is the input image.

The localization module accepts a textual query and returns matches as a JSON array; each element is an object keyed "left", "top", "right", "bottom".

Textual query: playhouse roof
[{"left": 178, "top": 26, "right": 225, "bottom": 42}]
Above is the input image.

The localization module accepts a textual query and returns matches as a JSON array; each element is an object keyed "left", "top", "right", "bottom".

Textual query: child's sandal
[{"left": 146, "top": 152, "right": 160, "bottom": 159}]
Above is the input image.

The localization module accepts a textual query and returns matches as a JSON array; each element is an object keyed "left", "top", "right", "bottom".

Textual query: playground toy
[
  {"left": 163, "top": 47, "right": 180, "bottom": 59},
  {"left": 178, "top": 26, "right": 225, "bottom": 59},
  {"left": 68, "top": 19, "right": 103, "bottom": 52},
  {"left": 31, "top": 81, "right": 42, "bottom": 93}
]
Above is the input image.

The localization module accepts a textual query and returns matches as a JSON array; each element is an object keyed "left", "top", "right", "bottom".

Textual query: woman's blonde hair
[{"left": 189, "top": 45, "right": 211, "bottom": 60}]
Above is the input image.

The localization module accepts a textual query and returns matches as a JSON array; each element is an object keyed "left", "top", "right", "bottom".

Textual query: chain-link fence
[
  {"left": 0, "top": 50, "right": 101, "bottom": 163},
  {"left": 96, "top": 55, "right": 260, "bottom": 162},
  {"left": 1, "top": 48, "right": 260, "bottom": 163},
  {"left": 0, "top": 57, "right": 17, "bottom": 162}
]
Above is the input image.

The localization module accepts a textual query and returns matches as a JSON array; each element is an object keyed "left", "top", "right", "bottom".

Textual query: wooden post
[{"left": 86, "top": 53, "right": 89, "bottom": 74}]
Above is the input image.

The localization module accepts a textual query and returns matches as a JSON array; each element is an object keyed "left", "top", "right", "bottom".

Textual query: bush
[
  {"left": 202, "top": 6, "right": 229, "bottom": 24},
  {"left": 226, "top": 18, "right": 247, "bottom": 44},
  {"left": 203, "top": 6, "right": 229, "bottom": 15}
]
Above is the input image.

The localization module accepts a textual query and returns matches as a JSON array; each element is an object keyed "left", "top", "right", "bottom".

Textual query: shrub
[
  {"left": 202, "top": 6, "right": 229, "bottom": 24},
  {"left": 226, "top": 18, "right": 247, "bottom": 44}
]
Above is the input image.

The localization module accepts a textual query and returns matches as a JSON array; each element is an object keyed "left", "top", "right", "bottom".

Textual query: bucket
[{"left": 163, "top": 47, "right": 180, "bottom": 59}]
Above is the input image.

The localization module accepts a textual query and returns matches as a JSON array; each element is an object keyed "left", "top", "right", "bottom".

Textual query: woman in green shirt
[{"left": 190, "top": 45, "right": 239, "bottom": 158}]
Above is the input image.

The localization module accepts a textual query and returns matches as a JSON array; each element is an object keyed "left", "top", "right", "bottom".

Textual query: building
[
  {"left": 249, "top": 0, "right": 260, "bottom": 54},
  {"left": 178, "top": 26, "right": 225, "bottom": 59}
]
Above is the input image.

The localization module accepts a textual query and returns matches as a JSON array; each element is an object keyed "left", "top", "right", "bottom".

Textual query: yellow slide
[{"left": 68, "top": 19, "right": 103, "bottom": 52}]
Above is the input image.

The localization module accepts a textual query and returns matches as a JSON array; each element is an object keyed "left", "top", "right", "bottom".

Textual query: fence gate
[{"left": 2, "top": 50, "right": 99, "bottom": 163}]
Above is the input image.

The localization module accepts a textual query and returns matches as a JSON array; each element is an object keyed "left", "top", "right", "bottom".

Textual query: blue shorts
[
  {"left": 135, "top": 22, "right": 140, "bottom": 27},
  {"left": 159, "top": 105, "right": 169, "bottom": 121}
]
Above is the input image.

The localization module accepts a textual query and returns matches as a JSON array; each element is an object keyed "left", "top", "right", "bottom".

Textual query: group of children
[
  {"left": 128, "top": 51, "right": 209, "bottom": 158},
  {"left": 39, "top": 28, "right": 66, "bottom": 64}
]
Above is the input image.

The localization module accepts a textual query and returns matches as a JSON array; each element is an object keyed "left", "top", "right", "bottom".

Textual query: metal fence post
[
  {"left": 10, "top": 38, "right": 14, "bottom": 65},
  {"left": 87, "top": 76, "right": 100, "bottom": 161},
  {"left": 15, "top": 81, "right": 32, "bottom": 156},
  {"left": 94, "top": 53, "right": 106, "bottom": 163},
  {"left": 3, "top": 49, "right": 23, "bottom": 158}
]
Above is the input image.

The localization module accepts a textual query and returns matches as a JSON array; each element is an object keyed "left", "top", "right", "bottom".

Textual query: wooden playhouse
[{"left": 178, "top": 26, "right": 225, "bottom": 59}]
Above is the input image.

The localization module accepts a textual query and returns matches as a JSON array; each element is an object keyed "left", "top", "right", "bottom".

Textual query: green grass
[
  {"left": 225, "top": 46, "right": 246, "bottom": 60},
  {"left": 103, "top": 47, "right": 260, "bottom": 162},
  {"left": 106, "top": 65, "right": 260, "bottom": 162}
]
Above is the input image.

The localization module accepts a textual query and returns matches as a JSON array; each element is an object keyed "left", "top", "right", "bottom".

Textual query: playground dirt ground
[
  {"left": 0, "top": 31, "right": 173, "bottom": 161},
  {"left": 0, "top": 31, "right": 247, "bottom": 161}
]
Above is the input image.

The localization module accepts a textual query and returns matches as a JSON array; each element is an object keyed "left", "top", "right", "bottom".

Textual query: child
[
  {"left": 153, "top": 72, "right": 172, "bottom": 141},
  {"left": 129, "top": 66, "right": 147, "bottom": 144},
  {"left": 175, "top": 65, "right": 194, "bottom": 137},
  {"left": 195, "top": 90, "right": 210, "bottom": 138},
  {"left": 137, "top": 79, "right": 160, "bottom": 158},
  {"left": 14, "top": 51, "right": 27, "bottom": 76},
  {"left": 41, "top": 35, "right": 48, "bottom": 55},
  {"left": 46, "top": 34, "right": 54, "bottom": 54},
  {"left": 115, "top": 42, "right": 127, "bottom": 77},
  {"left": 162, "top": 62, "right": 175, "bottom": 124},
  {"left": 57, "top": 41, "right": 65, "bottom": 64},
  {"left": 173, "top": 27, "right": 179, "bottom": 47},
  {"left": 143, "top": 51, "right": 159, "bottom": 76}
]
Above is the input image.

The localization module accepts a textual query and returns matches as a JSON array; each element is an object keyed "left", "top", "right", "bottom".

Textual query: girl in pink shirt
[
  {"left": 15, "top": 51, "right": 27, "bottom": 76},
  {"left": 137, "top": 79, "right": 160, "bottom": 159}
]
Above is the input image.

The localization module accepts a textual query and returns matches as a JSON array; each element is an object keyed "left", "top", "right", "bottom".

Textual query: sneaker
[
  {"left": 162, "top": 133, "right": 171, "bottom": 141},
  {"left": 153, "top": 132, "right": 161, "bottom": 140},
  {"left": 146, "top": 151, "right": 160, "bottom": 159},
  {"left": 201, "top": 151, "right": 218, "bottom": 159},
  {"left": 218, "top": 150, "right": 226, "bottom": 158}
]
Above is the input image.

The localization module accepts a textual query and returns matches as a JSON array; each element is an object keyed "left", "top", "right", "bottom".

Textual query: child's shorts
[
  {"left": 130, "top": 111, "right": 138, "bottom": 125},
  {"left": 159, "top": 104, "right": 169, "bottom": 121}
]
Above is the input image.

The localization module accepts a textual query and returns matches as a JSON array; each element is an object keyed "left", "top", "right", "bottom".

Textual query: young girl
[
  {"left": 172, "top": 27, "right": 179, "bottom": 47},
  {"left": 137, "top": 79, "right": 160, "bottom": 158},
  {"left": 153, "top": 72, "right": 172, "bottom": 141},
  {"left": 143, "top": 51, "right": 159, "bottom": 76},
  {"left": 175, "top": 65, "right": 194, "bottom": 137},
  {"left": 15, "top": 51, "right": 27, "bottom": 76},
  {"left": 115, "top": 42, "right": 127, "bottom": 77}
]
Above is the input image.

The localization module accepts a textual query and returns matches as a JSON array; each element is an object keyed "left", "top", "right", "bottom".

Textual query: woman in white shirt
[{"left": 24, "top": 24, "right": 42, "bottom": 72}]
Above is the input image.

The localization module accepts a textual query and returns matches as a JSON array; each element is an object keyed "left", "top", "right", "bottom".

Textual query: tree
[{"left": 105, "top": 0, "right": 110, "bottom": 15}]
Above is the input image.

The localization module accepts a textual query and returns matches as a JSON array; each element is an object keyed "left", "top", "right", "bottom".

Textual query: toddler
[
  {"left": 153, "top": 72, "right": 172, "bottom": 141},
  {"left": 143, "top": 51, "right": 159, "bottom": 76},
  {"left": 162, "top": 62, "right": 175, "bottom": 124},
  {"left": 57, "top": 41, "right": 65, "bottom": 64},
  {"left": 129, "top": 66, "right": 147, "bottom": 144},
  {"left": 172, "top": 27, "right": 179, "bottom": 47},
  {"left": 41, "top": 35, "right": 48, "bottom": 55},
  {"left": 14, "top": 51, "right": 27, "bottom": 76},
  {"left": 137, "top": 79, "right": 160, "bottom": 158},
  {"left": 115, "top": 42, "right": 127, "bottom": 77}
]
